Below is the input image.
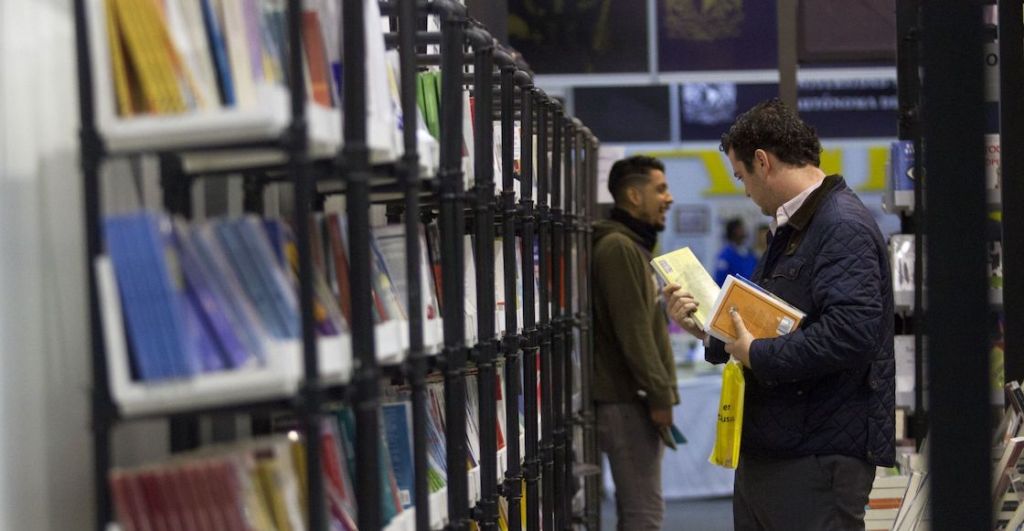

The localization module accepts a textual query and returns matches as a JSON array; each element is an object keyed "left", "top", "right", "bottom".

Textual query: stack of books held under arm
[{"left": 650, "top": 246, "right": 806, "bottom": 343}]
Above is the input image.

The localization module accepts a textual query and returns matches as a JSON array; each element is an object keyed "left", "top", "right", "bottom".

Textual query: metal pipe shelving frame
[
  {"left": 75, "top": 0, "right": 599, "bottom": 527},
  {"left": 73, "top": 0, "right": 328, "bottom": 527}
]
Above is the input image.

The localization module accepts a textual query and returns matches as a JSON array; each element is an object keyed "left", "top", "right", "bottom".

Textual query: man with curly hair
[{"left": 664, "top": 99, "right": 895, "bottom": 530}]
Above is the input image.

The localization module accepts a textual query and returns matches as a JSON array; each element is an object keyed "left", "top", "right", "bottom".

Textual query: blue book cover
[
  {"left": 264, "top": 7, "right": 289, "bottom": 85},
  {"left": 214, "top": 220, "right": 286, "bottom": 338},
  {"left": 191, "top": 225, "right": 267, "bottom": 365},
  {"left": 125, "top": 215, "right": 182, "bottom": 378},
  {"left": 378, "top": 429, "right": 400, "bottom": 522},
  {"left": 105, "top": 216, "right": 166, "bottom": 380},
  {"left": 173, "top": 220, "right": 250, "bottom": 370},
  {"left": 891, "top": 140, "right": 915, "bottom": 192},
  {"left": 381, "top": 402, "right": 415, "bottom": 509},
  {"left": 262, "top": 219, "right": 286, "bottom": 266},
  {"left": 200, "top": 0, "right": 235, "bottom": 106},
  {"left": 106, "top": 212, "right": 197, "bottom": 380},
  {"left": 235, "top": 218, "right": 299, "bottom": 338}
]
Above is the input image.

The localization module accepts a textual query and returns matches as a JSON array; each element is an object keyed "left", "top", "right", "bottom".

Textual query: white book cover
[
  {"left": 167, "top": 0, "right": 220, "bottom": 109},
  {"left": 365, "top": 0, "right": 397, "bottom": 161},
  {"left": 890, "top": 234, "right": 915, "bottom": 309}
]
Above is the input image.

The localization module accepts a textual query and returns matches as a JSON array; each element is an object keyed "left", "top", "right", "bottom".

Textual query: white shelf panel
[
  {"left": 377, "top": 319, "right": 410, "bottom": 366},
  {"left": 424, "top": 318, "right": 444, "bottom": 355},
  {"left": 497, "top": 447, "right": 508, "bottom": 481},
  {"left": 991, "top": 288, "right": 1004, "bottom": 308},
  {"left": 84, "top": 0, "right": 341, "bottom": 156},
  {"left": 467, "top": 466, "right": 482, "bottom": 507},
  {"left": 97, "top": 255, "right": 417, "bottom": 416},
  {"left": 384, "top": 507, "right": 416, "bottom": 531},
  {"left": 430, "top": 488, "right": 449, "bottom": 530}
]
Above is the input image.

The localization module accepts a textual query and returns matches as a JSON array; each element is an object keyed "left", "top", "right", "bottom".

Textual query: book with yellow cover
[
  {"left": 706, "top": 275, "right": 805, "bottom": 343},
  {"left": 650, "top": 247, "right": 720, "bottom": 329}
]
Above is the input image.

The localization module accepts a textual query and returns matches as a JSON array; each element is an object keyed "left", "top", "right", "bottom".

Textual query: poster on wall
[
  {"left": 508, "top": 0, "right": 649, "bottom": 74},
  {"left": 596, "top": 145, "right": 628, "bottom": 204},
  {"left": 657, "top": 0, "right": 778, "bottom": 72},
  {"left": 679, "top": 80, "right": 898, "bottom": 141}
]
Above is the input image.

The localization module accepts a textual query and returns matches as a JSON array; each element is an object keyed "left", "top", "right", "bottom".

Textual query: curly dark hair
[
  {"left": 607, "top": 155, "right": 665, "bottom": 203},
  {"left": 719, "top": 98, "right": 821, "bottom": 172}
]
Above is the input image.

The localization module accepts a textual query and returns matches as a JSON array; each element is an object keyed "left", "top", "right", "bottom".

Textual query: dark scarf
[{"left": 610, "top": 207, "right": 658, "bottom": 252}]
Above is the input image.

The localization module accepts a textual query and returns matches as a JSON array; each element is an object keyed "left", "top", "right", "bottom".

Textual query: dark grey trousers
[
  {"left": 734, "top": 453, "right": 875, "bottom": 531},
  {"left": 597, "top": 401, "right": 665, "bottom": 531}
]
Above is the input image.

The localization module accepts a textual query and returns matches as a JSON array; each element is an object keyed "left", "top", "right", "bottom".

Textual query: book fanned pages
[
  {"left": 649, "top": 246, "right": 720, "bottom": 329},
  {"left": 706, "top": 275, "right": 806, "bottom": 343}
]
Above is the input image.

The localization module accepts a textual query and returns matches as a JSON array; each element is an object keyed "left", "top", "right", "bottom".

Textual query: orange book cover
[
  {"left": 301, "top": 11, "right": 332, "bottom": 107},
  {"left": 707, "top": 275, "right": 805, "bottom": 343}
]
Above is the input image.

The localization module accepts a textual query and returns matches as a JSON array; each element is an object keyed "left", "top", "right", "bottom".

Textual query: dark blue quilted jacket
[{"left": 707, "top": 175, "right": 896, "bottom": 467}]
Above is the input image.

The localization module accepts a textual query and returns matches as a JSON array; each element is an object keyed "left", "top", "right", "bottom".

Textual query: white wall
[{"left": 1, "top": 0, "right": 93, "bottom": 528}]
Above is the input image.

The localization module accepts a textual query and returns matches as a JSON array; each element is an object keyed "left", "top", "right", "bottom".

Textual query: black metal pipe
[
  {"left": 342, "top": 0, "right": 380, "bottom": 529},
  {"left": 438, "top": 8, "right": 470, "bottom": 529},
  {"left": 397, "top": 0, "right": 431, "bottom": 528},
  {"left": 921, "top": 3, "right": 989, "bottom": 528},
  {"left": 562, "top": 116, "right": 577, "bottom": 529},
  {"left": 385, "top": 30, "right": 442, "bottom": 47},
  {"left": 549, "top": 103, "right": 566, "bottom": 531},
  {"left": 472, "top": 33, "right": 499, "bottom": 531},
  {"left": 519, "top": 82, "right": 541, "bottom": 531},
  {"left": 415, "top": 52, "right": 476, "bottom": 66},
  {"left": 999, "top": 0, "right": 1024, "bottom": 388},
  {"left": 536, "top": 95, "right": 556, "bottom": 531},
  {"left": 74, "top": 1, "right": 113, "bottom": 526},
  {"left": 286, "top": 0, "right": 327, "bottom": 527},
  {"left": 242, "top": 174, "right": 267, "bottom": 215},
  {"left": 579, "top": 125, "right": 600, "bottom": 531},
  {"left": 162, "top": 156, "right": 204, "bottom": 455},
  {"left": 499, "top": 64, "right": 523, "bottom": 531}
]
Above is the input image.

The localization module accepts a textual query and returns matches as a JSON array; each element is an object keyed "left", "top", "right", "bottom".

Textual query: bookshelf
[
  {"left": 74, "top": 0, "right": 600, "bottom": 530},
  {"left": 886, "top": 0, "right": 1018, "bottom": 527}
]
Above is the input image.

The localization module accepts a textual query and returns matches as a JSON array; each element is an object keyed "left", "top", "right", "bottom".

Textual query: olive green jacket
[{"left": 591, "top": 219, "right": 678, "bottom": 408}]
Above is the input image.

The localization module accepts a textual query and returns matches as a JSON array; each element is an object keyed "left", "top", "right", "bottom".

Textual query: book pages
[{"left": 649, "top": 246, "right": 720, "bottom": 329}]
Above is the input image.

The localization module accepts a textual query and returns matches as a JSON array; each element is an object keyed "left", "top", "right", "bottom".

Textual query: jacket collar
[{"left": 785, "top": 174, "right": 844, "bottom": 232}]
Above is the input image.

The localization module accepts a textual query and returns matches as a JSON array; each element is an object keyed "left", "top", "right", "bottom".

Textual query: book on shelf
[
  {"left": 381, "top": 400, "right": 416, "bottom": 509},
  {"left": 887, "top": 140, "right": 915, "bottom": 212},
  {"left": 649, "top": 246, "right": 720, "bottom": 329},
  {"left": 889, "top": 234, "right": 915, "bottom": 310},
  {"left": 987, "top": 133, "right": 1001, "bottom": 201},
  {"left": 706, "top": 275, "right": 805, "bottom": 343},
  {"left": 995, "top": 437, "right": 1024, "bottom": 501}
]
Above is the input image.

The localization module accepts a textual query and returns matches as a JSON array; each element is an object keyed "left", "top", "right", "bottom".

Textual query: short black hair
[
  {"left": 725, "top": 218, "right": 745, "bottom": 242},
  {"left": 720, "top": 98, "right": 821, "bottom": 173},
  {"left": 607, "top": 155, "right": 665, "bottom": 204}
]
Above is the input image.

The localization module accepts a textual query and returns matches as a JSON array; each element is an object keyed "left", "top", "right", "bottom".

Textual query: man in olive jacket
[{"left": 592, "top": 155, "right": 677, "bottom": 531}]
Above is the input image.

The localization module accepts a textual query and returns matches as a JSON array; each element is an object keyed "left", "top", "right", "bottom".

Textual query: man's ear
[
  {"left": 754, "top": 149, "right": 771, "bottom": 175},
  {"left": 625, "top": 185, "right": 642, "bottom": 207}
]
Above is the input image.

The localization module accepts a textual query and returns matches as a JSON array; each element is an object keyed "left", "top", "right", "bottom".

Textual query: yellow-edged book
[
  {"left": 649, "top": 246, "right": 720, "bottom": 329},
  {"left": 706, "top": 275, "right": 805, "bottom": 343}
]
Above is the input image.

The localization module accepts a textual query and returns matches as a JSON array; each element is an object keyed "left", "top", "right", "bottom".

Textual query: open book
[
  {"left": 706, "top": 275, "right": 806, "bottom": 343},
  {"left": 649, "top": 247, "right": 720, "bottom": 329}
]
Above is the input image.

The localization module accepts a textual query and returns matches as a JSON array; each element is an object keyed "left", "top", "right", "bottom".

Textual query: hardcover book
[{"left": 706, "top": 275, "right": 805, "bottom": 343}]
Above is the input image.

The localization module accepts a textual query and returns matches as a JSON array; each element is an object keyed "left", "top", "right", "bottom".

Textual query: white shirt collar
[{"left": 770, "top": 178, "right": 825, "bottom": 234}]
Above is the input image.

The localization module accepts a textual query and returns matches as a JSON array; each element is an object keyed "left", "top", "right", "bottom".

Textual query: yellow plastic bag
[{"left": 709, "top": 359, "right": 746, "bottom": 469}]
